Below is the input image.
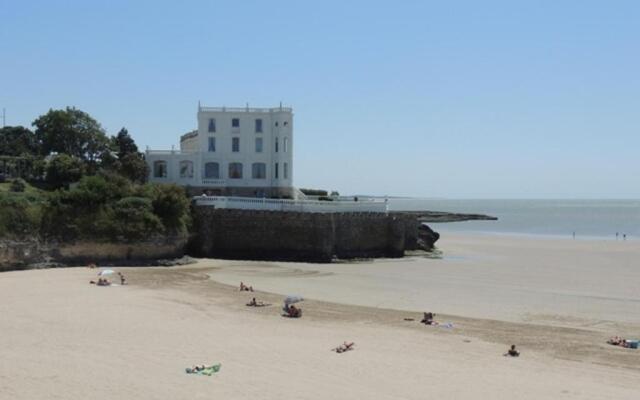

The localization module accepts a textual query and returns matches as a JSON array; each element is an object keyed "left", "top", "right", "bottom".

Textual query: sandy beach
[{"left": 1, "top": 233, "right": 639, "bottom": 399}]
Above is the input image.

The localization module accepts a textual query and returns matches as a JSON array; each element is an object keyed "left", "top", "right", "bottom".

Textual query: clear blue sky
[{"left": 2, "top": 0, "right": 639, "bottom": 198}]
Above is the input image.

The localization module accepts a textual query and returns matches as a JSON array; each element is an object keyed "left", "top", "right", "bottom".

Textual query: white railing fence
[{"left": 194, "top": 196, "right": 388, "bottom": 214}]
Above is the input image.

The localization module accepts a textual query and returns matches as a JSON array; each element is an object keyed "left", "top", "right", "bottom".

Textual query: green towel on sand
[{"left": 185, "top": 363, "right": 221, "bottom": 376}]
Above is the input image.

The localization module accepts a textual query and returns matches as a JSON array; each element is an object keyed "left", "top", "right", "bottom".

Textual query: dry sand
[{"left": 1, "top": 234, "right": 639, "bottom": 399}]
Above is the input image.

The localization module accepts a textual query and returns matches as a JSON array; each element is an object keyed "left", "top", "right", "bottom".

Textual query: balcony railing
[
  {"left": 198, "top": 106, "right": 292, "bottom": 113},
  {"left": 193, "top": 196, "right": 388, "bottom": 214},
  {"left": 201, "top": 179, "right": 226, "bottom": 186}
]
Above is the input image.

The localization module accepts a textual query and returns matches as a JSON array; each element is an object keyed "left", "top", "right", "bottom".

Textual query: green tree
[
  {"left": 0, "top": 126, "right": 41, "bottom": 156},
  {"left": 113, "top": 128, "right": 139, "bottom": 158},
  {"left": 33, "top": 108, "right": 111, "bottom": 171},
  {"left": 45, "top": 154, "right": 85, "bottom": 189},
  {"left": 118, "top": 152, "right": 149, "bottom": 184}
]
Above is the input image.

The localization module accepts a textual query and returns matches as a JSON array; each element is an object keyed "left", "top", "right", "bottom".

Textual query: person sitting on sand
[
  {"left": 97, "top": 278, "right": 111, "bottom": 286},
  {"left": 286, "top": 304, "right": 302, "bottom": 318},
  {"left": 333, "top": 342, "right": 355, "bottom": 353},
  {"left": 505, "top": 344, "right": 520, "bottom": 357},
  {"left": 246, "top": 297, "right": 267, "bottom": 307},
  {"left": 421, "top": 312, "right": 436, "bottom": 325},
  {"left": 239, "top": 282, "right": 254, "bottom": 292}
]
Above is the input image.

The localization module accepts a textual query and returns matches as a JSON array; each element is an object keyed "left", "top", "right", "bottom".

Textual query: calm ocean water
[{"left": 387, "top": 199, "right": 640, "bottom": 239}]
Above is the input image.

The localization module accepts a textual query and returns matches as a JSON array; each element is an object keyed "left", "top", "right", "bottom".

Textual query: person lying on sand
[
  {"left": 333, "top": 342, "right": 355, "bottom": 353},
  {"left": 246, "top": 297, "right": 268, "bottom": 307},
  {"left": 607, "top": 336, "right": 629, "bottom": 347},
  {"left": 504, "top": 344, "right": 520, "bottom": 357},
  {"left": 421, "top": 312, "right": 437, "bottom": 325},
  {"left": 185, "top": 363, "right": 222, "bottom": 375},
  {"left": 607, "top": 336, "right": 626, "bottom": 346}
]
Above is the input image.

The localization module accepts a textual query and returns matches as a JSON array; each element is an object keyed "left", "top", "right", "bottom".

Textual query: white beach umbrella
[
  {"left": 284, "top": 295, "right": 304, "bottom": 305},
  {"left": 98, "top": 269, "right": 116, "bottom": 276}
]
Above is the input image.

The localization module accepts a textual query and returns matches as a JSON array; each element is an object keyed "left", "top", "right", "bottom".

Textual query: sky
[{"left": 1, "top": 0, "right": 639, "bottom": 198}]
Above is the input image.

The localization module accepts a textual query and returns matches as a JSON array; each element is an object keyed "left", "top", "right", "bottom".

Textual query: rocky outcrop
[{"left": 417, "top": 223, "right": 440, "bottom": 251}]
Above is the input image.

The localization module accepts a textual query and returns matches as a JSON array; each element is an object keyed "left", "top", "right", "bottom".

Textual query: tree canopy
[
  {"left": 0, "top": 126, "right": 41, "bottom": 157},
  {"left": 33, "top": 107, "right": 111, "bottom": 167}
]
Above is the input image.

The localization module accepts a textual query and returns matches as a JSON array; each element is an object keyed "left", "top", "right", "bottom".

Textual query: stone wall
[
  {"left": 0, "top": 237, "right": 187, "bottom": 271},
  {"left": 191, "top": 207, "right": 411, "bottom": 262},
  {"left": 51, "top": 238, "right": 187, "bottom": 265}
]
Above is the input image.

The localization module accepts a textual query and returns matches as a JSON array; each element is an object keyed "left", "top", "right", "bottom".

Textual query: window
[
  {"left": 232, "top": 118, "right": 240, "bottom": 128},
  {"left": 255, "top": 137, "right": 263, "bottom": 153},
  {"left": 275, "top": 121, "right": 279, "bottom": 127},
  {"left": 232, "top": 137, "right": 240, "bottom": 152},
  {"left": 274, "top": 162, "right": 279, "bottom": 179},
  {"left": 275, "top": 137, "right": 279, "bottom": 153},
  {"left": 252, "top": 163, "right": 266, "bottom": 179},
  {"left": 208, "top": 118, "right": 216, "bottom": 132},
  {"left": 255, "top": 119, "right": 263, "bottom": 133},
  {"left": 204, "top": 162, "right": 219, "bottom": 179},
  {"left": 284, "top": 121, "right": 288, "bottom": 127},
  {"left": 179, "top": 160, "right": 194, "bottom": 178},
  {"left": 283, "top": 137, "right": 288, "bottom": 153},
  {"left": 208, "top": 137, "right": 216, "bottom": 152},
  {"left": 153, "top": 161, "right": 167, "bottom": 178},
  {"left": 228, "top": 163, "right": 243, "bottom": 179},
  {"left": 284, "top": 162, "right": 289, "bottom": 179}
]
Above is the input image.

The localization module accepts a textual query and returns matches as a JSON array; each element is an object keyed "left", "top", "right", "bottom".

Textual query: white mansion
[{"left": 146, "top": 104, "right": 294, "bottom": 197}]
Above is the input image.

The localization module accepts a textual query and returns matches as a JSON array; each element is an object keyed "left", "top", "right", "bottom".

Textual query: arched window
[
  {"left": 275, "top": 137, "right": 279, "bottom": 153},
  {"left": 179, "top": 160, "right": 194, "bottom": 178},
  {"left": 283, "top": 137, "right": 289, "bottom": 153},
  {"left": 153, "top": 161, "right": 167, "bottom": 178},
  {"left": 204, "top": 162, "right": 219, "bottom": 179},
  {"left": 252, "top": 163, "right": 266, "bottom": 179},
  {"left": 284, "top": 162, "right": 289, "bottom": 179},
  {"left": 228, "top": 163, "right": 243, "bottom": 179}
]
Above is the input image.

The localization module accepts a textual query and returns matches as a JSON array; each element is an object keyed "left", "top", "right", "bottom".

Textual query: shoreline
[{"left": 428, "top": 228, "right": 636, "bottom": 241}]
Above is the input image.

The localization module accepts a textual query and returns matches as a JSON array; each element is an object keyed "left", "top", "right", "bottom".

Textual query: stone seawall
[
  {"left": 192, "top": 208, "right": 416, "bottom": 262},
  {"left": 0, "top": 237, "right": 187, "bottom": 271}
]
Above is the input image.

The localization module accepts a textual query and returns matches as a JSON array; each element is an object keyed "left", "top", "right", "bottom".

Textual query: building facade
[{"left": 146, "top": 104, "right": 294, "bottom": 197}]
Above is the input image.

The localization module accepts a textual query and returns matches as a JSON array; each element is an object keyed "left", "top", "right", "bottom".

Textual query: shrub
[
  {"left": 45, "top": 154, "right": 84, "bottom": 189},
  {"left": 300, "top": 188, "right": 328, "bottom": 196},
  {"left": 10, "top": 178, "right": 26, "bottom": 192},
  {"left": 150, "top": 184, "right": 191, "bottom": 235},
  {"left": 0, "top": 195, "right": 41, "bottom": 237}
]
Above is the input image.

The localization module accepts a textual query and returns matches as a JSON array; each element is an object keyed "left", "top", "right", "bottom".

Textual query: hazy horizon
[{"left": 2, "top": 1, "right": 639, "bottom": 198}]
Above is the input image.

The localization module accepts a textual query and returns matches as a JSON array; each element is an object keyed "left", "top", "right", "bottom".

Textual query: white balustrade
[{"left": 194, "top": 196, "right": 388, "bottom": 214}]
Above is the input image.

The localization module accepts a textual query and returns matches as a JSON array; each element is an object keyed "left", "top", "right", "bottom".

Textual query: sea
[{"left": 387, "top": 199, "right": 640, "bottom": 239}]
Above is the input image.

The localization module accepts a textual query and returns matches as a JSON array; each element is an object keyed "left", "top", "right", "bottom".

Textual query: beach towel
[{"left": 185, "top": 363, "right": 221, "bottom": 376}]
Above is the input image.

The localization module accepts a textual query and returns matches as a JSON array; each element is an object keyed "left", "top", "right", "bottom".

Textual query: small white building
[{"left": 146, "top": 104, "right": 294, "bottom": 197}]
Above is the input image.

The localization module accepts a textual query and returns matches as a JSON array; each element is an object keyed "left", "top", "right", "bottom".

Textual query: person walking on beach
[
  {"left": 572, "top": 231, "right": 575, "bottom": 239},
  {"left": 623, "top": 234, "right": 627, "bottom": 240},
  {"left": 616, "top": 232, "right": 619, "bottom": 240}
]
